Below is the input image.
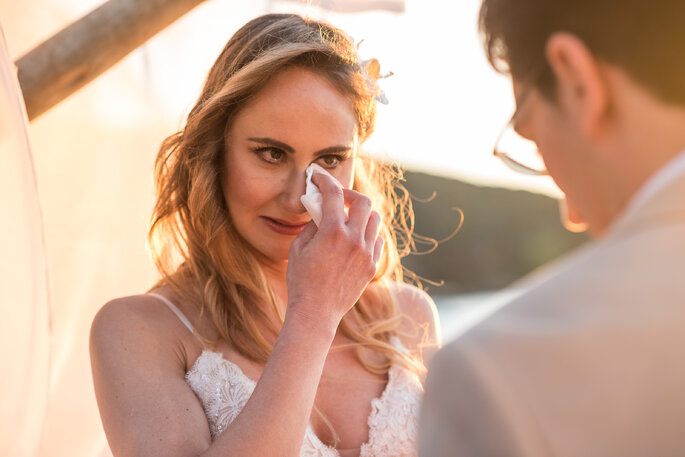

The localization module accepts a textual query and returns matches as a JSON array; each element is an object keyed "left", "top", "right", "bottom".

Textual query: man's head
[
  {"left": 480, "top": 1, "right": 685, "bottom": 105},
  {"left": 480, "top": 0, "right": 685, "bottom": 236}
]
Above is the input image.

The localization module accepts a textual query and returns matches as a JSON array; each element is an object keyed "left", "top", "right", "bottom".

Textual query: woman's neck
[{"left": 260, "top": 260, "right": 289, "bottom": 315}]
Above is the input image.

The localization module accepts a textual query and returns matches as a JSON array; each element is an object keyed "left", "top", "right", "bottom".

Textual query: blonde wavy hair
[{"left": 149, "top": 13, "right": 423, "bottom": 377}]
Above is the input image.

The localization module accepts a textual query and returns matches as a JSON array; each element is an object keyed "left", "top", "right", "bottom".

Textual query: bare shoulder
[
  {"left": 90, "top": 294, "right": 212, "bottom": 456},
  {"left": 388, "top": 282, "right": 440, "bottom": 331},
  {"left": 90, "top": 293, "right": 191, "bottom": 370},
  {"left": 92, "top": 294, "right": 165, "bottom": 342},
  {"left": 386, "top": 281, "right": 442, "bottom": 366}
]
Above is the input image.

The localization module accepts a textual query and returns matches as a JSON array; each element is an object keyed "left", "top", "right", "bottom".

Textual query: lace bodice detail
[
  {"left": 185, "top": 339, "right": 423, "bottom": 457},
  {"left": 147, "top": 292, "right": 422, "bottom": 456}
]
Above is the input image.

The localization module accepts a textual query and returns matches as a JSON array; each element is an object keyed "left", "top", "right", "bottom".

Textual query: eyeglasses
[{"left": 492, "top": 80, "right": 548, "bottom": 176}]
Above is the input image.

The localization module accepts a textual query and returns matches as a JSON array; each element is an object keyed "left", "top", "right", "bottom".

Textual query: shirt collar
[{"left": 621, "top": 149, "right": 685, "bottom": 219}]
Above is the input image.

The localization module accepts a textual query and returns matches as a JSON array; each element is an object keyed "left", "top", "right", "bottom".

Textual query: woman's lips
[{"left": 260, "top": 216, "right": 309, "bottom": 235}]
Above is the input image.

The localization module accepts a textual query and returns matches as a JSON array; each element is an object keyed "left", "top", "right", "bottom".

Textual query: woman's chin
[{"left": 252, "top": 245, "right": 292, "bottom": 269}]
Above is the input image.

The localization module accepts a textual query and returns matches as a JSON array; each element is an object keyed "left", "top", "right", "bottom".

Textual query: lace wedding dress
[{"left": 150, "top": 293, "right": 423, "bottom": 457}]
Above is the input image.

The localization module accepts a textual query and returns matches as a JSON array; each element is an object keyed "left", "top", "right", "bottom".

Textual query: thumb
[{"left": 291, "top": 220, "right": 318, "bottom": 251}]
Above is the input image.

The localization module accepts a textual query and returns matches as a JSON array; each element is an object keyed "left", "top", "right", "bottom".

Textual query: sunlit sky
[{"left": 8, "top": 0, "right": 562, "bottom": 197}]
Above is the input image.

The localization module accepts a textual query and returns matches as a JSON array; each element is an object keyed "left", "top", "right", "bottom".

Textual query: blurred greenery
[{"left": 400, "top": 170, "right": 588, "bottom": 295}]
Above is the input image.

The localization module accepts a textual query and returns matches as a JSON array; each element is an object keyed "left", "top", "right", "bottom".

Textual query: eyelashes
[
  {"left": 253, "top": 146, "right": 284, "bottom": 163},
  {"left": 251, "top": 146, "right": 348, "bottom": 169},
  {"left": 318, "top": 154, "right": 345, "bottom": 167}
]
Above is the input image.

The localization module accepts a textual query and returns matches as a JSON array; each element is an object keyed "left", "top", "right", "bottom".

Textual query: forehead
[{"left": 230, "top": 67, "right": 358, "bottom": 145}]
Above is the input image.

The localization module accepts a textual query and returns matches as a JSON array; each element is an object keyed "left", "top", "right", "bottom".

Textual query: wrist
[{"left": 282, "top": 304, "right": 338, "bottom": 343}]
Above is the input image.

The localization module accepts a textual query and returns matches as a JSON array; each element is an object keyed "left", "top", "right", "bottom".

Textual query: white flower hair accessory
[
  {"left": 361, "top": 58, "right": 393, "bottom": 104},
  {"left": 356, "top": 41, "right": 393, "bottom": 105}
]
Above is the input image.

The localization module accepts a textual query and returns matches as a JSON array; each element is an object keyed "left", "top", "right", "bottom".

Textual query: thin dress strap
[
  {"left": 385, "top": 282, "right": 408, "bottom": 352},
  {"left": 147, "top": 292, "right": 194, "bottom": 334}
]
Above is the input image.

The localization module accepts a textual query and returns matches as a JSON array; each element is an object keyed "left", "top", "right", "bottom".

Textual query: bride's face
[{"left": 223, "top": 66, "right": 358, "bottom": 265}]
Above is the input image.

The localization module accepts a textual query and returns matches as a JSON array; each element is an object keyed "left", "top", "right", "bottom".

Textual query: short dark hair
[{"left": 479, "top": 0, "right": 685, "bottom": 105}]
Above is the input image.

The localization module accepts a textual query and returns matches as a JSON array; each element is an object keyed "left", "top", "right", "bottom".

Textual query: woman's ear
[{"left": 545, "top": 32, "right": 611, "bottom": 139}]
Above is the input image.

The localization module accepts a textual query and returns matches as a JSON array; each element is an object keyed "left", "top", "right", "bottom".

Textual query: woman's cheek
[{"left": 333, "top": 161, "right": 355, "bottom": 189}]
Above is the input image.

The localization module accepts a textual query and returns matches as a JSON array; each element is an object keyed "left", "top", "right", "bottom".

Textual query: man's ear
[
  {"left": 558, "top": 197, "right": 588, "bottom": 233},
  {"left": 545, "top": 32, "right": 610, "bottom": 138}
]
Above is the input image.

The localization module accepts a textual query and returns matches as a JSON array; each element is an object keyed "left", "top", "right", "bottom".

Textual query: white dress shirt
[{"left": 620, "top": 149, "right": 685, "bottom": 223}]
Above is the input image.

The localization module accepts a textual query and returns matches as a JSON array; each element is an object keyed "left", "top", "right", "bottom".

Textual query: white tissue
[{"left": 300, "top": 163, "right": 342, "bottom": 226}]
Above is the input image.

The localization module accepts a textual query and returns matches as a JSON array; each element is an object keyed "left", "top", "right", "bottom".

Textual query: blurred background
[{"left": 0, "top": 0, "right": 587, "bottom": 455}]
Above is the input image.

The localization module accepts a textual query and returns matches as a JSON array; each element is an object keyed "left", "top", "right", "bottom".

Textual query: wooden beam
[{"left": 15, "top": 0, "right": 209, "bottom": 121}]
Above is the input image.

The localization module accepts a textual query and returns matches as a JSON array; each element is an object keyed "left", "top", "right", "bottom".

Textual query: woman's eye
[
  {"left": 318, "top": 155, "right": 342, "bottom": 168},
  {"left": 256, "top": 148, "right": 285, "bottom": 163}
]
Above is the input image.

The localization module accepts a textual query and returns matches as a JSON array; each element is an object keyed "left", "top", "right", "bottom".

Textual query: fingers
[
  {"left": 364, "top": 210, "right": 383, "bottom": 264},
  {"left": 373, "top": 235, "right": 385, "bottom": 263},
  {"left": 309, "top": 172, "right": 382, "bottom": 265},
  {"left": 311, "top": 171, "right": 344, "bottom": 225},
  {"left": 288, "top": 221, "right": 317, "bottom": 260},
  {"left": 364, "top": 210, "right": 381, "bottom": 246},
  {"left": 312, "top": 173, "right": 372, "bottom": 233},
  {"left": 343, "top": 188, "right": 372, "bottom": 228},
  {"left": 297, "top": 220, "right": 318, "bottom": 245}
]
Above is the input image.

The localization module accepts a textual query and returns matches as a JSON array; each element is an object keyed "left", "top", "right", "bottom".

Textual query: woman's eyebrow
[
  {"left": 315, "top": 145, "right": 353, "bottom": 156},
  {"left": 248, "top": 137, "right": 294, "bottom": 153},
  {"left": 249, "top": 137, "right": 353, "bottom": 156}
]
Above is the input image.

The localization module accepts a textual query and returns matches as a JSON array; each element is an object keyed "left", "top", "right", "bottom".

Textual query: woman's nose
[{"left": 280, "top": 166, "right": 307, "bottom": 213}]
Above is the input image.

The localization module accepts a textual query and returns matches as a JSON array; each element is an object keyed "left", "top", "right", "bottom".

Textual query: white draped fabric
[
  {"left": 0, "top": 25, "right": 50, "bottom": 457},
  {"left": 273, "top": 0, "right": 405, "bottom": 13}
]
